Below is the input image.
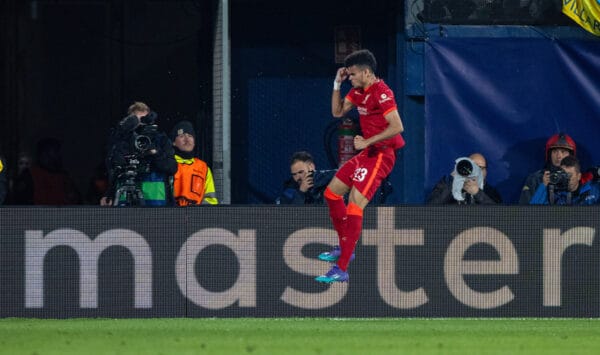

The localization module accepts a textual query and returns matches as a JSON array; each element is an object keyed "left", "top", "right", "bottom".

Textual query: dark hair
[
  {"left": 290, "top": 151, "right": 314, "bottom": 166},
  {"left": 560, "top": 155, "right": 580, "bottom": 173},
  {"left": 344, "top": 49, "right": 377, "bottom": 73}
]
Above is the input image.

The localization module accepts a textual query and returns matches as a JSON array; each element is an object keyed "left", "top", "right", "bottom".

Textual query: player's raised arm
[{"left": 332, "top": 67, "right": 354, "bottom": 118}]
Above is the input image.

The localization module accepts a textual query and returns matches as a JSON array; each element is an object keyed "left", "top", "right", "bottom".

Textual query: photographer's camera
[
  {"left": 548, "top": 167, "right": 570, "bottom": 191},
  {"left": 456, "top": 159, "right": 474, "bottom": 177}
]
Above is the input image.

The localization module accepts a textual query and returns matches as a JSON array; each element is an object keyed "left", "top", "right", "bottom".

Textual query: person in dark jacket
[
  {"left": 276, "top": 151, "right": 336, "bottom": 204},
  {"left": 519, "top": 133, "right": 576, "bottom": 204},
  {"left": 427, "top": 152, "right": 502, "bottom": 205}
]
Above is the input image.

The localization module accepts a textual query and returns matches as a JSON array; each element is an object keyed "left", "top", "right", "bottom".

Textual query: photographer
[
  {"left": 529, "top": 155, "right": 600, "bottom": 205},
  {"left": 101, "top": 102, "right": 177, "bottom": 206},
  {"left": 276, "top": 151, "right": 336, "bottom": 204},
  {"left": 427, "top": 153, "right": 502, "bottom": 205},
  {"left": 519, "top": 133, "right": 576, "bottom": 204}
]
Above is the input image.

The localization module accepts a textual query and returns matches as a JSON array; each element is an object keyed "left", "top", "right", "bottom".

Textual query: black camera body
[
  {"left": 119, "top": 124, "right": 159, "bottom": 178},
  {"left": 111, "top": 123, "right": 159, "bottom": 177},
  {"left": 131, "top": 123, "right": 158, "bottom": 156},
  {"left": 548, "top": 167, "right": 570, "bottom": 191},
  {"left": 108, "top": 119, "right": 162, "bottom": 206}
]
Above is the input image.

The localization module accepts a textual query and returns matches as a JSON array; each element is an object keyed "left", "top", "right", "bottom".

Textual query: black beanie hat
[{"left": 170, "top": 120, "right": 196, "bottom": 141}]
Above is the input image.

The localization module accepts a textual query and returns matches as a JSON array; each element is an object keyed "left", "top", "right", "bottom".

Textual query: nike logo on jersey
[{"left": 361, "top": 94, "right": 371, "bottom": 105}]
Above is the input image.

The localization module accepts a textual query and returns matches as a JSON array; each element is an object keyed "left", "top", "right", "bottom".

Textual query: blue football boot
[
  {"left": 318, "top": 245, "right": 355, "bottom": 263},
  {"left": 315, "top": 265, "right": 349, "bottom": 283}
]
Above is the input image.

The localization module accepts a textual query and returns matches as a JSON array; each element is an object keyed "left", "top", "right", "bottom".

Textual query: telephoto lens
[{"left": 456, "top": 159, "right": 474, "bottom": 177}]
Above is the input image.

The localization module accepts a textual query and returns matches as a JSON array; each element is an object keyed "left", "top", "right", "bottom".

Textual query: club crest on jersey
[{"left": 379, "top": 93, "right": 392, "bottom": 104}]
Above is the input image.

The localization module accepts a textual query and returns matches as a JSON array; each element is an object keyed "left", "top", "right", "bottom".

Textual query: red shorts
[{"left": 335, "top": 147, "right": 396, "bottom": 201}]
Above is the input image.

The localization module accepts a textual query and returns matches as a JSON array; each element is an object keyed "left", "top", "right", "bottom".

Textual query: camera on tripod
[
  {"left": 111, "top": 117, "right": 159, "bottom": 206},
  {"left": 112, "top": 154, "right": 150, "bottom": 206}
]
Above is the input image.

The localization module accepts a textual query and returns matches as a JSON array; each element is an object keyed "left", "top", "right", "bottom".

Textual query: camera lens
[
  {"left": 134, "top": 135, "right": 151, "bottom": 151},
  {"left": 456, "top": 160, "right": 473, "bottom": 177}
]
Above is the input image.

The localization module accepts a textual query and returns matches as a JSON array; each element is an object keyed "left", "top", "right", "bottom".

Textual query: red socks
[
  {"left": 324, "top": 187, "right": 364, "bottom": 272},
  {"left": 324, "top": 187, "right": 347, "bottom": 245},
  {"left": 337, "top": 202, "right": 363, "bottom": 271}
]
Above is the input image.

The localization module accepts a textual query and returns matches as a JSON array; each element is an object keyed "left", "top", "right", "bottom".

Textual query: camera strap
[{"left": 548, "top": 185, "right": 573, "bottom": 205}]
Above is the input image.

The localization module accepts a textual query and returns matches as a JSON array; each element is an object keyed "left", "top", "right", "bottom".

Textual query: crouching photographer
[
  {"left": 427, "top": 153, "right": 502, "bottom": 205},
  {"left": 101, "top": 102, "right": 177, "bottom": 206},
  {"left": 530, "top": 155, "right": 600, "bottom": 205},
  {"left": 276, "top": 151, "right": 337, "bottom": 204}
]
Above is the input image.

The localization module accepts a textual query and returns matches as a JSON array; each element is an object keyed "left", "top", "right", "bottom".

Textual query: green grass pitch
[{"left": 1, "top": 318, "right": 599, "bottom": 354}]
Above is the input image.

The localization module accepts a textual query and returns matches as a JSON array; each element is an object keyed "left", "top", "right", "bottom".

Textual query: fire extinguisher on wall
[{"left": 337, "top": 118, "right": 357, "bottom": 166}]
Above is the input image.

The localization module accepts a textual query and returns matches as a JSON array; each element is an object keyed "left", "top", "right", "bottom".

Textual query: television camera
[{"left": 110, "top": 112, "right": 160, "bottom": 206}]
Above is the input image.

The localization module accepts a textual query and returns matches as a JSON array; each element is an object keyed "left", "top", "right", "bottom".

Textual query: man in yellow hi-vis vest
[{"left": 170, "top": 120, "right": 218, "bottom": 206}]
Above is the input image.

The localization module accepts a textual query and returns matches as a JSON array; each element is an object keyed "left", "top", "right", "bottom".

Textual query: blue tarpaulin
[{"left": 424, "top": 38, "right": 600, "bottom": 203}]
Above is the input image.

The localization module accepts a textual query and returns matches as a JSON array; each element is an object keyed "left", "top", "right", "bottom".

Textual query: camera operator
[
  {"left": 276, "top": 151, "right": 336, "bottom": 204},
  {"left": 529, "top": 155, "right": 600, "bottom": 205},
  {"left": 427, "top": 153, "right": 502, "bottom": 205},
  {"left": 101, "top": 101, "right": 177, "bottom": 206},
  {"left": 519, "top": 133, "right": 577, "bottom": 204}
]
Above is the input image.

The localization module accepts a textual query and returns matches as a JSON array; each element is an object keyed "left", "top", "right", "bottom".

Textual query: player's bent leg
[
  {"left": 337, "top": 201, "right": 364, "bottom": 271},
  {"left": 324, "top": 180, "right": 350, "bottom": 235},
  {"left": 324, "top": 185, "right": 346, "bottom": 223},
  {"left": 348, "top": 186, "right": 370, "bottom": 210},
  {"left": 323, "top": 180, "right": 350, "bottom": 256},
  {"left": 316, "top": 178, "right": 354, "bottom": 282}
]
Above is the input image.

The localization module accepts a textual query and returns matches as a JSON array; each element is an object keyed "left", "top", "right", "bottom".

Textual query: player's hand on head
[{"left": 335, "top": 67, "right": 348, "bottom": 83}]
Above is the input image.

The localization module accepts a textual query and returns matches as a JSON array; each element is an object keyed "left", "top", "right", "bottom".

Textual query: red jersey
[{"left": 345, "top": 79, "right": 405, "bottom": 150}]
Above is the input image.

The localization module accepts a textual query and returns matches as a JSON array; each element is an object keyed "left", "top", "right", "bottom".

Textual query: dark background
[
  {"left": 1, "top": 0, "right": 404, "bottom": 204},
  {"left": 0, "top": 0, "right": 216, "bottom": 201},
  {"left": 0, "top": 0, "right": 588, "bottom": 205}
]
